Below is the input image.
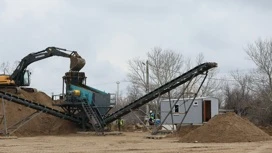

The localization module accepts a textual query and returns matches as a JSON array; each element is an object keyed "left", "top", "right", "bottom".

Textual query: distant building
[{"left": 160, "top": 97, "right": 219, "bottom": 125}]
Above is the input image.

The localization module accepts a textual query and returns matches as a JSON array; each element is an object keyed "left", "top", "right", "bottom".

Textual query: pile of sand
[
  {"left": 180, "top": 112, "right": 271, "bottom": 143},
  {"left": 0, "top": 89, "right": 78, "bottom": 137},
  {"left": 176, "top": 125, "right": 201, "bottom": 137},
  {"left": 259, "top": 125, "right": 272, "bottom": 136}
]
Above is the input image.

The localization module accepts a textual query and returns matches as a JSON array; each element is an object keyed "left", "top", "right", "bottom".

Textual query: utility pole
[
  {"left": 116, "top": 81, "right": 120, "bottom": 105},
  {"left": 142, "top": 60, "right": 150, "bottom": 125},
  {"left": 145, "top": 60, "right": 150, "bottom": 124}
]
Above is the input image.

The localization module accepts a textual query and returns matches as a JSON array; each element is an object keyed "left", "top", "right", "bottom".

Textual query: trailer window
[
  {"left": 174, "top": 105, "right": 179, "bottom": 113},
  {"left": 193, "top": 101, "right": 198, "bottom": 106}
]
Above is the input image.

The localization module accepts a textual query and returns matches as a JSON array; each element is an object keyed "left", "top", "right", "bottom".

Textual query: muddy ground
[{"left": 0, "top": 132, "right": 271, "bottom": 153}]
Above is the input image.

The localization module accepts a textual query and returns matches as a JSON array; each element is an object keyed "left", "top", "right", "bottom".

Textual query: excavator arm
[{"left": 10, "top": 47, "right": 85, "bottom": 86}]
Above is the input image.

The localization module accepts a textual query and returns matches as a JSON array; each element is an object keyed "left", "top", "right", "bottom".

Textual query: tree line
[{"left": 121, "top": 39, "right": 272, "bottom": 126}]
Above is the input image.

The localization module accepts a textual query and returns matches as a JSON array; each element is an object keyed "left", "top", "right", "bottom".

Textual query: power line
[
  {"left": 42, "top": 65, "right": 253, "bottom": 92},
  {"left": 88, "top": 77, "right": 238, "bottom": 85},
  {"left": 144, "top": 62, "right": 262, "bottom": 83},
  {"left": 89, "top": 80, "right": 130, "bottom": 86},
  {"left": 200, "top": 76, "right": 236, "bottom": 82}
]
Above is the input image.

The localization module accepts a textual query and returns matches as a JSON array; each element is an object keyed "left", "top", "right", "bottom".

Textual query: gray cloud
[{"left": 1, "top": 0, "right": 272, "bottom": 95}]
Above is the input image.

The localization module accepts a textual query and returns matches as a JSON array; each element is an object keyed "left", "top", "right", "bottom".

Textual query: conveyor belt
[
  {"left": 0, "top": 91, "right": 83, "bottom": 124},
  {"left": 104, "top": 62, "right": 217, "bottom": 124}
]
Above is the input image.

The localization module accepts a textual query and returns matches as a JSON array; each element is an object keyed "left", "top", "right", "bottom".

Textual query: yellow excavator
[{"left": 0, "top": 47, "right": 85, "bottom": 92}]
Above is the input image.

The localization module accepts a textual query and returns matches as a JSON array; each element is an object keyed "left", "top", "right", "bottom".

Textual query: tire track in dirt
[{"left": 248, "top": 143, "right": 272, "bottom": 153}]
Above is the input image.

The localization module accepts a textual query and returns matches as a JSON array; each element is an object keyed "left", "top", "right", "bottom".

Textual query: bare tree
[
  {"left": 223, "top": 71, "right": 253, "bottom": 116},
  {"left": 126, "top": 84, "right": 144, "bottom": 102},
  {"left": 127, "top": 58, "right": 148, "bottom": 94},
  {"left": 147, "top": 47, "right": 184, "bottom": 87},
  {"left": 126, "top": 47, "right": 185, "bottom": 122},
  {"left": 182, "top": 53, "right": 219, "bottom": 97},
  {"left": 127, "top": 49, "right": 219, "bottom": 98},
  {"left": 244, "top": 39, "right": 272, "bottom": 124},
  {"left": 0, "top": 61, "right": 20, "bottom": 74},
  {"left": 128, "top": 47, "right": 184, "bottom": 90},
  {"left": 127, "top": 47, "right": 185, "bottom": 98},
  {"left": 0, "top": 62, "right": 11, "bottom": 74},
  {"left": 246, "top": 39, "right": 272, "bottom": 91},
  {"left": 223, "top": 39, "right": 272, "bottom": 125},
  {"left": 126, "top": 47, "right": 221, "bottom": 124}
]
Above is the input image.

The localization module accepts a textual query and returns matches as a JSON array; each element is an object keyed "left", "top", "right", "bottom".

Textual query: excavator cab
[{"left": 21, "top": 70, "right": 31, "bottom": 86}]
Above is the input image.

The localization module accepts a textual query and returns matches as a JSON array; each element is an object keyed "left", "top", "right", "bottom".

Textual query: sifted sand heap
[
  {"left": 179, "top": 112, "right": 271, "bottom": 143},
  {"left": 259, "top": 126, "right": 272, "bottom": 136},
  {"left": 0, "top": 89, "right": 78, "bottom": 137},
  {"left": 176, "top": 125, "right": 201, "bottom": 137}
]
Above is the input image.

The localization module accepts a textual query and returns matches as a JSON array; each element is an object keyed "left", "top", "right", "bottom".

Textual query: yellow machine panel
[
  {"left": 73, "top": 90, "right": 81, "bottom": 96},
  {"left": 0, "top": 75, "right": 15, "bottom": 85}
]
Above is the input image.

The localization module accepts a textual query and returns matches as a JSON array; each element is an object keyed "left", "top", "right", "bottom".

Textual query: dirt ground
[{"left": 0, "top": 132, "right": 271, "bottom": 153}]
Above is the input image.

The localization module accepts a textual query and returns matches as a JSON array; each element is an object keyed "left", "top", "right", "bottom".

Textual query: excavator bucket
[{"left": 70, "top": 56, "right": 86, "bottom": 71}]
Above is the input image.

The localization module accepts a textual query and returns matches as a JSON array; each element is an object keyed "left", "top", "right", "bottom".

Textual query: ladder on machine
[{"left": 81, "top": 102, "right": 104, "bottom": 134}]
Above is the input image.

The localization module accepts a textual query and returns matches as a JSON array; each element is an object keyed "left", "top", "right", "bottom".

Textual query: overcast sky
[{"left": 0, "top": 0, "right": 272, "bottom": 95}]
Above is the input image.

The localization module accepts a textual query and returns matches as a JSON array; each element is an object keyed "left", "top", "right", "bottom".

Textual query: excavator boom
[{"left": 1, "top": 47, "right": 85, "bottom": 87}]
